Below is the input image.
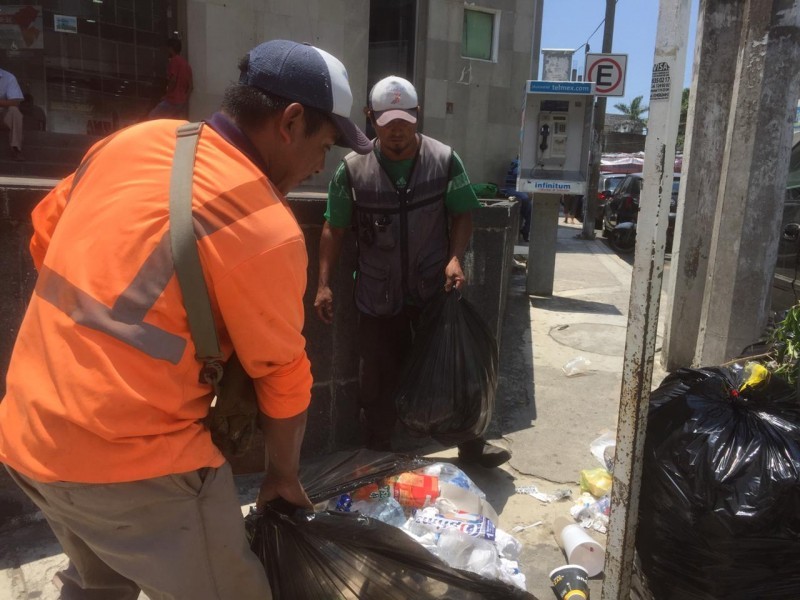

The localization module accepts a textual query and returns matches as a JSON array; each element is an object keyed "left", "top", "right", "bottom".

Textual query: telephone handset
[
  {"left": 539, "top": 124, "right": 550, "bottom": 152},
  {"left": 537, "top": 112, "right": 568, "bottom": 161}
]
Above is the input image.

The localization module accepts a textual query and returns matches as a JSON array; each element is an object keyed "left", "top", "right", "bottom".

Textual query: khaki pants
[
  {"left": 1, "top": 105, "right": 23, "bottom": 149},
  {"left": 6, "top": 464, "right": 272, "bottom": 600}
]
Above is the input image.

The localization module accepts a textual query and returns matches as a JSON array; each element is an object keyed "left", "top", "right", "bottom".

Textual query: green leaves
[{"left": 768, "top": 305, "right": 800, "bottom": 385}]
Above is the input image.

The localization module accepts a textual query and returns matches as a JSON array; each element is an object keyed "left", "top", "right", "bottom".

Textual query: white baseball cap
[{"left": 369, "top": 76, "right": 418, "bottom": 126}]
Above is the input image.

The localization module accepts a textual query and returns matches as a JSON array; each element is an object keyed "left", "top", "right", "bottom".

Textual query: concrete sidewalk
[{"left": 0, "top": 221, "right": 666, "bottom": 600}]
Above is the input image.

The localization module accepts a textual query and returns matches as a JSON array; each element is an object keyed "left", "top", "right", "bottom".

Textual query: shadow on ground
[{"left": 531, "top": 295, "right": 623, "bottom": 316}]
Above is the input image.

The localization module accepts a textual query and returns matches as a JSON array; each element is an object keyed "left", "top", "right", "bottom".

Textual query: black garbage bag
[
  {"left": 637, "top": 366, "right": 800, "bottom": 599},
  {"left": 247, "top": 449, "right": 536, "bottom": 600},
  {"left": 394, "top": 291, "right": 498, "bottom": 444}
]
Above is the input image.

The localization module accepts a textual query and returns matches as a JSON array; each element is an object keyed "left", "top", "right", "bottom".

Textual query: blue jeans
[{"left": 513, "top": 192, "right": 531, "bottom": 240}]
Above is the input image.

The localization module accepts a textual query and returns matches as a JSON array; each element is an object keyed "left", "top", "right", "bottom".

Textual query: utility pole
[
  {"left": 694, "top": 0, "right": 800, "bottom": 365},
  {"left": 601, "top": 0, "right": 690, "bottom": 597},
  {"left": 580, "top": 0, "right": 616, "bottom": 240}
]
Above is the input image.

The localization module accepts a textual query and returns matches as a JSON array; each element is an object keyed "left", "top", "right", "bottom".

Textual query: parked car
[
  {"left": 572, "top": 172, "right": 626, "bottom": 229},
  {"left": 601, "top": 172, "right": 681, "bottom": 252},
  {"left": 595, "top": 172, "right": 627, "bottom": 229},
  {"left": 772, "top": 132, "right": 800, "bottom": 312}
]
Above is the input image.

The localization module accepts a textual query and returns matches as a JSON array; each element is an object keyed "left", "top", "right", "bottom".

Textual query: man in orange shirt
[
  {"left": 148, "top": 37, "right": 193, "bottom": 119},
  {"left": 0, "top": 39, "right": 371, "bottom": 599}
]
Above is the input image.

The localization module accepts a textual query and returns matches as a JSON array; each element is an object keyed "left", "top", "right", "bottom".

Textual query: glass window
[
  {"left": 462, "top": 8, "right": 496, "bottom": 62},
  {"left": 0, "top": 2, "right": 179, "bottom": 136},
  {"left": 0, "top": 1, "right": 181, "bottom": 177}
]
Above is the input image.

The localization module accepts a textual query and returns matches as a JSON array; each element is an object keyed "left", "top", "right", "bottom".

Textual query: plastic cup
[
  {"left": 554, "top": 517, "right": 605, "bottom": 576},
  {"left": 549, "top": 564, "right": 589, "bottom": 600}
]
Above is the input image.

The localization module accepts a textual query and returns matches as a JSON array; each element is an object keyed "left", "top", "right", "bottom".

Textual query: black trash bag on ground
[
  {"left": 246, "top": 449, "right": 536, "bottom": 600},
  {"left": 394, "top": 291, "right": 498, "bottom": 445},
  {"left": 637, "top": 366, "right": 800, "bottom": 599}
]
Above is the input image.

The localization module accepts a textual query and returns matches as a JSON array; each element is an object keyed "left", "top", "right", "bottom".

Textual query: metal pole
[
  {"left": 580, "top": 0, "right": 616, "bottom": 240},
  {"left": 601, "top": 1, "right": 690, "bottom": 598}
]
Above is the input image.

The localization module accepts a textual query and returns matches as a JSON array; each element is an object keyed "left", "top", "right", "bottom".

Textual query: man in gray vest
[{"left": 314, "top": 76, "right": 510, "bottom": 468}]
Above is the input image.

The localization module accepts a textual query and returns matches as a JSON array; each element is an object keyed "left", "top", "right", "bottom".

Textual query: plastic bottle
[
  {"left": 592, "top": 495, "right": 611, "bottom": 517},
  {"left": 423, "top": 463, "right": 484, "bottom": 497},
  {"left": 352, "top": 497, "right": 407, "bottom": 527}
]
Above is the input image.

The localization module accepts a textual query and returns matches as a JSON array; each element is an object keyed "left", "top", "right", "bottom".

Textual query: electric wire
[{"left": 574, "top": 0, "right": 621, "bottom": 54}]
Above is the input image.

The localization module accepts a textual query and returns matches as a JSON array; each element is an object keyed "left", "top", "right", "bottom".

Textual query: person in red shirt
[
  {"left": 148, "top": 37, "right": 193, "bottom": 119},
  {"left": 1, "top": 39, "right": 371, "bottom": 599}
]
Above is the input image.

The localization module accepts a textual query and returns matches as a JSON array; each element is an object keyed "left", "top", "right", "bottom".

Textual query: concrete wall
[
  {"left": 0, "top": 186, "right": 39, "bottom": 400},
  {"left": 0, "top": 185, "right": 518, "bottom": 516},
  {"left": 184, "top": 0, "right": 371, "bottom": 189},
  {"left": 419, "top": 0, "right": 535, "bottom": 184},
  {"left": 604, "top": 132, "right": 646, "bottom": 154}
]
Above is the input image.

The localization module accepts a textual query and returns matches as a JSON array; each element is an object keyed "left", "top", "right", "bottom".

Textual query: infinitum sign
[{"left": 533, "top": 180, "right": 580, "bottom": 192}]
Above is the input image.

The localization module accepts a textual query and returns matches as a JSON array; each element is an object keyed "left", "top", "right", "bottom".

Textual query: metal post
[
  {"left": 601, "top": 1, "right": 691, "bottom": 598},
  {"left": 581, "top": 0, "right": 616, "bottom": 240}
]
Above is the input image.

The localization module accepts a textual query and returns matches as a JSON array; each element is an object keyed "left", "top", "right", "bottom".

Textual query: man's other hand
[
  {"left": 444, "top": 256, "right": 466, "bottom": 291},
  {"left": 313, "top": 285, "right": 334, "bottom": 323},
  {"left": 256, "top": 471, "right": 312, "bottom": 513}
]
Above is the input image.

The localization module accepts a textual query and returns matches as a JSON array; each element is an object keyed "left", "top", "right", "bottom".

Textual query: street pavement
[{"left": 0, "top": 220, "right": 669, "bottom": 600}]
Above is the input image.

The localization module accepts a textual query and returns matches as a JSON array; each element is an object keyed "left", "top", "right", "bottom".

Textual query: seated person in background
[{"left": 0, "top": 68, "right": 25, "bottom": 160}]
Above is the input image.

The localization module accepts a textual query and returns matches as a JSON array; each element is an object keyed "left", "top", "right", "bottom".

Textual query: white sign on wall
[{"left": 584, "top": 53, "right": 628, "bottom": 97}]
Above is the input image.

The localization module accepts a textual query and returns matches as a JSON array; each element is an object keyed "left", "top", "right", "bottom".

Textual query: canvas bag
[{"left": 168, "top": 122, "right": 259, "bottom": 458}]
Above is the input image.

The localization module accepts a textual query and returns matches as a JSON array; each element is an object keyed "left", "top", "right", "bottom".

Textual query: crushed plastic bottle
[
  {"left": 351, "top": 497, "right": 407, "bottom": 528},
  {"left": 591, "top": 495, "right": 611, "bottom": 517},
  {"left": 435, "top": 528, "right": 500, "bottom": 579},
  {"left": 422, "top": 462, "right": 485, "bottom": 498},
  {"left": 562, "top": 356, "right": 592, "bottom": 377},
  {"left": 494, "top": 528, "right": 522, "bottom": 560},
  {"left": 571, "top": 493, "right": 611, "bottom": 533}
]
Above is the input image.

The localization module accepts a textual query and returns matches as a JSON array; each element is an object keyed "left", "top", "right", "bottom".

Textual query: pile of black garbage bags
[{"left": 638, "top": 365, "right": 800, "bottom": 599}]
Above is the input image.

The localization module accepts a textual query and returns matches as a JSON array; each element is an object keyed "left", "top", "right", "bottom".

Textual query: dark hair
[
  {"left": 221, "top": 54, "right": 334, "bottom": 137},
  {"left": 166, "top": 38, "right": 182, "bottom": 54}
]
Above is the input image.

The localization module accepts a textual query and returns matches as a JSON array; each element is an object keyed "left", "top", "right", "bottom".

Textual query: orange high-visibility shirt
[{"left": 0, "top": 119, "right": 312, "bottom": 483}]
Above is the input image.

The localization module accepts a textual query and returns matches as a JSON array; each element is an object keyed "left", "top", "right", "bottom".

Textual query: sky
[{"left": 539, "top": 0, "right": 699, "bottom": 113}]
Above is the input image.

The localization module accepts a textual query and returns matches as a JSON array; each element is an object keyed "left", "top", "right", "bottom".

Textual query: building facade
[{"left": 1, "top": 0, "right": 539, "bottom": 185}]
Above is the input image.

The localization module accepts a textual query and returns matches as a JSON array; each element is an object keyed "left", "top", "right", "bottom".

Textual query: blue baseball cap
[{"left": 240, "top": 40, "right": 372, "bottom": 154}]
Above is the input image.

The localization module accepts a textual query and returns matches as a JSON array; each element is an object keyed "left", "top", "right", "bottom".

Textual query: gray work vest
[{"left": 344, "top": 134, "right": 453, "bottom": 317}]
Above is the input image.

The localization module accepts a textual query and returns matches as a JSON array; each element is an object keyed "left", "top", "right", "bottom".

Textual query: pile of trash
[
  {"left": 570, "top": 432, "right": 614, "bottom": 535},
  {"left": 247, "top": 450, "right": 537, "bottom": 600},
  {"left": 325, "top": 461, "right": 526, "bottom": 590}
]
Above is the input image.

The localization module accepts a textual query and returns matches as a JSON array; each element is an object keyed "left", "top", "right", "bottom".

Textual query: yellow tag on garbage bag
[{"left": 740, "top": 362, "right": 769, "bottom": 393}]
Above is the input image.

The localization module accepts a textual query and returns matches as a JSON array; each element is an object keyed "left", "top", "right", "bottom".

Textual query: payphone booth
[{"left": 518, "top": 80, "right": 595, "bottom": 295}]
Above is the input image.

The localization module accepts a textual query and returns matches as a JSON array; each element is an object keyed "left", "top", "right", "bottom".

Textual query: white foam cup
[{"left": 558, "top": 522, "right": 605, "bottom": 576}]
